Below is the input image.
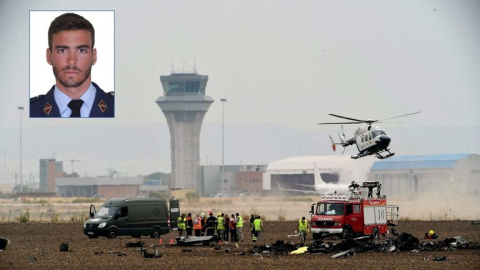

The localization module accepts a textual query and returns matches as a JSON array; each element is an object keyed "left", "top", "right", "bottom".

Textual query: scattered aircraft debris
[
  {"left": 246, "top": 230, "right": 479, "bottom": 259},
  {"left": 176, "top": 235, "right": 218, "bottom": 246},
  {"left": 140, "top": 246, "right": 162, "bottom": 258},
  {"left": 125, "top": 241, "right": 144, "bottom": 248},
  {"left": 0, "top": 237, "right": 10, "bottom": 251},
  {"left": 59, "top": 243, "right": 69, "bottom": 252}
]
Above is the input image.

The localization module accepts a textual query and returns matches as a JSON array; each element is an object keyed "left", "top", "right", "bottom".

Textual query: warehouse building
[
  {"left": 56, "top": 177, "right": 169, "bottom": 198},
  {"left": 369, "top": 153, "right": 480, "bottom": 198}
]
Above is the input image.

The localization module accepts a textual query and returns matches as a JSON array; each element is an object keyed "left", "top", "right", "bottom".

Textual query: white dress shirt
[{"left": 54, "top": 84, "right": 96, "bottom": 117}]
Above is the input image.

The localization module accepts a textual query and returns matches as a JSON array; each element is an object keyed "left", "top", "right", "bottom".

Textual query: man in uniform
[
  {"left": 206, "top": 211, "right": 217, "bottom": 236},
  {"left": 30, "top": 12, "right": 114, "bottom": 117},
  {"left": 297, "top": 216, "right": 310, "bottom": 246}
]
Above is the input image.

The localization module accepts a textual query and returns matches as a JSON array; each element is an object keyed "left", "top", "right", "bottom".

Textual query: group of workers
[
  {"left": 176, "top": 212, "right": 311, "bottom": 245},
  {"left": 176, "top": 211, "right": 245, "bottom": 242}
]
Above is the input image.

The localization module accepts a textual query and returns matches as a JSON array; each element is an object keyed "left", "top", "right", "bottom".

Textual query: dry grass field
[
  {"left": 0, "top": 220, "right": 479, "bottom": 270},
  {"left": 0, "top": 196, "right": 479, "bottom": 269}
]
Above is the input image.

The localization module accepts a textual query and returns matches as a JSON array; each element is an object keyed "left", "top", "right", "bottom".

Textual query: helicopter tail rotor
[{"left": 329, "top": 135, "right": 337, "bottom": 152}]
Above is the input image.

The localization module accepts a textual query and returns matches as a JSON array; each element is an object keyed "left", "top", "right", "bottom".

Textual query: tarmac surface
[{"left": 0, "top": 220, "right": 479, "bottom": 269}]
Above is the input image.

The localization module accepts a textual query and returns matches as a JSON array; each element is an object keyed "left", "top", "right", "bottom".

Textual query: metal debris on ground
[
  {"left": 253, "top": 253, "right": 263, "bottom": 259},
  {"left": 108, "top": 250, "right": 127, "bottom": 256},
  {"left": 433, "top": 255, "right": 447, "bottom": 261},
  {"left": 125, "top": 241, "right": 144, "bottom": 248},
  {"left": 59, "top": 243, "right": 69, "bottom": 252},
  {"left": 0, "top": 237, "right": 10, "bottom": 251},
  {"left": 176, "top": 235, "right": 218, "bottom": 246},
  {"left": 331, "top": 248, "right": 355, "bottom": 259},
  {"left": 140, "top": 246, "right": 162, "bottom": 258},
  {"left": 246, "top": 229, "right": 480, "bottom": 259}
]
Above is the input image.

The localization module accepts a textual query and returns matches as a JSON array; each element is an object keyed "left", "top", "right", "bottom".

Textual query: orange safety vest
[{"left": 194, "top": 217, "right": 202, "bottom": 230}]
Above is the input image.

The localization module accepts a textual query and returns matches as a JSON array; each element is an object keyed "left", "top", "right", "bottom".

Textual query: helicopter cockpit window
[{"left": 372, "top": 130, "right": 386, "bottom": 138}]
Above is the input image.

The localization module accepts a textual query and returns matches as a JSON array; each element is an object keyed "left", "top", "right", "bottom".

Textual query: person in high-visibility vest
[
  {"left": 251, "top": 215, "right": 263, "bottom": 242},
  {"left": 217, "top": 213, "right": 225, "bottom": 241},
  {"left": 235, "top": 213, "right": 244, "bottom": 242},
  {"left": 194, "top": 214, "right": 202, "bottom": 237},
  {"left": 297, "top": 216, "right": 310, "bottom": 246},
  {"left": 177, "top": 213, "right": 186, "bottom": 238}
]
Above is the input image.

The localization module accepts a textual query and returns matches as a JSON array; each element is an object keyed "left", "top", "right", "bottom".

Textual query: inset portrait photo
[{"left": 30, "top": 10, "right": 115, "bottom": 118}]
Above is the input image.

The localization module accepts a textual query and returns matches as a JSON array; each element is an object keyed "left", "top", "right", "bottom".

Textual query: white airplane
[{"left": 276, "top": 180, "right": 349, "bottom": 194}]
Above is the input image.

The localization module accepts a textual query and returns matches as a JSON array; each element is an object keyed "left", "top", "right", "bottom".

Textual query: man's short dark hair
[{"left": 48, "top": 13, "right": 95, "bottom": 50}]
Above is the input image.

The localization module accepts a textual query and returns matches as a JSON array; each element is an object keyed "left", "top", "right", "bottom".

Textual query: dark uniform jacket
[{"left": 30, "top": 82, "right": 114, "bottom": 117}]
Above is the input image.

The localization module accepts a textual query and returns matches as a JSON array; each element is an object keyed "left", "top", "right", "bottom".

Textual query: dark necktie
[{"left": 68, "top": 99, "right": 84, "bottom": 117}]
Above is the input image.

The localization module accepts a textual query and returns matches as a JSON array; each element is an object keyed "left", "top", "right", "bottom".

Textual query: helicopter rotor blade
[
  {"left": 379, "top": 111, "right": 421, "bottom": 121},
  {"left": 318, "top": 121, "right": 364, "bottom": 125},
  {"left": 328, "top": 114, "right": 364, "bottom": 122}
]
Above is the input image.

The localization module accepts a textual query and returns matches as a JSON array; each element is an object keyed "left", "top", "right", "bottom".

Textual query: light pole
[
  {"left": 220, "top": 98, "right": 227, "bottom": 194},
  {"left": 17, "top": 106, "right": 24, "bottom": 193}
]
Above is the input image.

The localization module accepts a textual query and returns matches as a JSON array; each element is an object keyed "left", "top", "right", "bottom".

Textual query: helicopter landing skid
[{"left": 376, "top": 150, "right": 395, "bottom": 159}]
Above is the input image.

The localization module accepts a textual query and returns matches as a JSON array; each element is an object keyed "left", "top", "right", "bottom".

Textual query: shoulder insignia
[
  {"left": 30, "top": 95, "right": 45, "bottom": 102},
  {"left": 108, "top": 91, "right": 114, "bottom": 97},
  {"left": 98, "top": 100, "right": 107, "bottom": 113},
  {"left": 43, "top": 103, "right": 52, "bottom": 115}
]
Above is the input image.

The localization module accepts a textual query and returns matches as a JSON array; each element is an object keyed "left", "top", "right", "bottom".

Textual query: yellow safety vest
[
  {"left": 298, "top": 219, "right": 308, "bottom": 232},
  {"left": 253, "top": 218, "right": 262, "bottom": 231},
  {"left": 217, "top": 216, "right": 225, "bottom": 230},
  {"left": 236, "top": 216, "right": 243, "bottom": 228},
  {"left": 178, "top": 217, "right": 186, "bottom": 230}
]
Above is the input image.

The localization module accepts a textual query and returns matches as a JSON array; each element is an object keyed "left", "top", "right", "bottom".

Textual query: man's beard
[{"left": 53, "top": 64, "right": 92, "bottom": 88}]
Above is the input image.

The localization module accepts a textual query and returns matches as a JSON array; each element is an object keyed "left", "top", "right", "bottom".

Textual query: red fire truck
[{"left": 309, "top": 181, "right": 399, "bottom": 240}]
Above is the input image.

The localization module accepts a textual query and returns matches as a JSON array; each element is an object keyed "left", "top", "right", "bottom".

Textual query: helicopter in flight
[{"left": 319, "top": 112, "right": 420, "bottom": 159}]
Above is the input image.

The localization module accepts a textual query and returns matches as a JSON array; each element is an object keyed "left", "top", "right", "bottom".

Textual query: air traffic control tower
[{"left": 156, "top": 73, "right": 213, "bottom": 191}]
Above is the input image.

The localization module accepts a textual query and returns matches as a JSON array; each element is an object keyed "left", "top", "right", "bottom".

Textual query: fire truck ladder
[{"left": 386, "top": 205, "right": 399, "bottom": 226}]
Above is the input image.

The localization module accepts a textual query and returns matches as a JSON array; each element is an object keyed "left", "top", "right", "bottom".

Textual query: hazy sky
[{"left": 0, "top": 0, "right": 479, "bottom": 180}]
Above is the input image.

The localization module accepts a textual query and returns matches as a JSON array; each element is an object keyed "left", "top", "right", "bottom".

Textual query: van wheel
[
  {"left": 341, "top": 228, "right": 351, "bottom": 240},
  {"left": 371, "top": 228, "right": 379, "bottom": 239},
  {"left": 107, "top": 229, "right": 118, "bottom": 239},
  {"left": 151, "top": 228, "right": 161, "bottom": 238}
]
